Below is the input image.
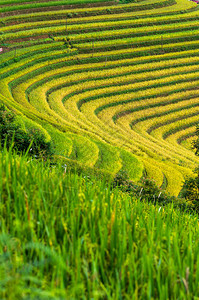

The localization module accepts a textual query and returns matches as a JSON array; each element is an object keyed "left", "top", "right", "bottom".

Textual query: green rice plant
[
  {"left": 119, "top": 148, "right": 143, "bottom": 181},
  {"left": 43, "top": 124, "right": 73, "bottom": 157},
  {"left": 71, "top": 27, "right": 199, "bottom": 52},
  {"left": 5, "top": 11, "right": 199, "bottom": 39},
  {"left": 7, "top": 0, "right": 197, "bottom": 23},
  {"left": 142, "top": 158, "right": 165, "bottom": 187},
  {"left": 69, "top": 134, "right": 99, "bottom": 167},
  {"left": 67, "top": 20, "right": 199, "bottom": 44},
  {"left": 2, "top": 147, "right": 199, "bottom": 299},
  {"left": 149, "top": 113, "right": 199, "bottom": 141},
  {"left": 5, "top": 13, "right": 199, "bottom": 44},
  {"left": 93, "top": 140, "right": 122, "bottom": 175}
]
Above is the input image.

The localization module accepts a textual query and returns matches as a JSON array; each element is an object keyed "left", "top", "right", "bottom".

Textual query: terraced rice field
[{"left": 1, "top": 0, "right": 199, "bottom": 195}]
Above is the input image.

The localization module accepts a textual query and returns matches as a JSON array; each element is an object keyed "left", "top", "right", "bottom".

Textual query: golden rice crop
[
  {"left": 72, "top": 28, "right": 199, "bottom": 50},
  {"left": 133, "top": 104, "right": 199, "bottom": 134},
  {"left": 65, "top": 12, "right": 199, "bottom": 32},
  {"left": 69, "top": 20, "right": 199, "bottom": 42},
  {"left": 149, "top": 114, "right": 199, "bottom": 140},
  {"left": 4, "top": 19, "right": 199, "bottom": 53},
  {"left": 141, "top": 158, "right": 165, "bottom": 187},
  {"left": 166, "top": 126, "right": 196, "bottom": 147}
]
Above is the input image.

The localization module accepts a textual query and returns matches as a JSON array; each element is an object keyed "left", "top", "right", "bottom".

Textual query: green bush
[
  {"left": 0, "top": 105, "right": 54, "bottom": 159},
  {"left": 113, "top": 169, "right": 130, "bottom": 187},
  {"left": 181, "top": 125, "right": 199, "bottom": 211},
  {"left": 113, "top": 172, "right": 189, "bottom": 211},
  {"left": 181, "top": 174, "right": 199, "bottom": 210}
]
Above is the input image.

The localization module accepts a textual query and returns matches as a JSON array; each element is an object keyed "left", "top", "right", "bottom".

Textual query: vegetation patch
[{"left": 0, "top": 105, "right": 54, "bottom": 159}]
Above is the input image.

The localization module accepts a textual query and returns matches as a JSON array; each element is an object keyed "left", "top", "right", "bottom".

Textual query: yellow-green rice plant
[
  {"left": 51, "top": 13, "right": 199, "bottom": 34},
  {"left": 0, "top": 47, "right": 72, "bottom": 77},
  {"left": 141, "top": 158, "right": 165, "bottom": 187},
  {"left": 176, "top": 128, "right": 196, "bottom": 148},
  {"left": 0, "top": 0, "right": 115, "bottom": 14},
  {"left": 142, "top": 158, "right": 186, "bottom": 196},
  {"left": 115, "top": 108, "right": 199, "bottom": 166},
  {"left": 0, "top": 0, "right": 199, "bottom": 198},
  {"left": 74, "top": 40, "right": 199, "bottom": 62},
  {"left": 72, "top": 27, "right": 199, "bottom": 51},
  {"left": 68, "top": 19, "right": 199, "bottom": 43},
  {"left": 116, "top": 95, "right": 199, "bottom": 159},
  {"left": 2, "top": 148, "right": 199, "bottom": 299},
  {"left": 158, "top": 161, "right": 186, "bottom": 196},
  {"left": 1, "top": 0, "right": 192, "bottom": 25},
  {"left": 1, "top": 0, "right": 196, "bottom": 36},
  {"left": 69, "top": 134, "right": 99, "bottom": 167},
  {"left": 119, "top": 148, "right": 143, "bottom": 182},
  {"left": 98, "top": 110, "right": 198, "bottom": 170},
  {"left": 0, "top": 0, "right": 168, "bottom": 21},
  {"left": 180, "top": 134, "right": 195, "bottom": 150},
  {"left": 149, "top": 113, "right": 199, "bottom": 141},
  {"left": 21, "top": 115, "right": 51, "bottom": 143},
  {"left": 43, "top": 124, "right": 73, "bottom": 157},
  {"left": 93, "top": 140, "right": 122, "bottom": 175}
]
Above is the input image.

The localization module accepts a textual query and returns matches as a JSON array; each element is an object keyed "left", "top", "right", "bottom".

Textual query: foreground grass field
[{"left": 0, "top": 148, "right": 199, "bottom": 299}]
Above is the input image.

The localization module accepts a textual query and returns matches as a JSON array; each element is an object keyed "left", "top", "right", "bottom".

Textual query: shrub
[
  {"left": 181, "top": 125, "right": 199, "bottom": 211},
  {"left": 113, "top": 171, "right": 188, "bottom": 209},
  {"left": 113, "top": 169, "right": 130, "bottom": 187},
  {"left": 181, "top": 172, "right": 199, "bottom": 211},
  {"left": 0, "top": 105, "right": 54, "bottom": 160}
]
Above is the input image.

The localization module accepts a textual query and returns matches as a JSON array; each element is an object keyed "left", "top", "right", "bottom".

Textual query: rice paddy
[
  {"left": 1, "top": 0, "right": 199, "bottom": 194},
  {"left": 1, "top": 0, "right": 199, "bottom": 298}
]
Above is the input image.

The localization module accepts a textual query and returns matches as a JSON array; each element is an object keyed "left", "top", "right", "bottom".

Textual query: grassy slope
[{"left": 1, "top": 148, "right": 199, "bottom": 299}]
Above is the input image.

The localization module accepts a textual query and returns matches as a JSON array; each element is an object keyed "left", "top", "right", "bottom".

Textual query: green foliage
[
  {"left": 192, "top": 125, "right": 199, "bottom": 156},
  {"left": 113, "top": 169, "right": 130, "bottom": 187},
  {"left": 44, "top": 124, "right": 73, "bottom": 157},
  {"left": 135, "top": 177, "right": 175, "bottom": 205},
  {"left": 119, "top": 149, "right": 143, "bottom": 181},
  {"left": 0, "top": 105, "right": 54, "bottom": 159},
  {"left": 181, "top": 125, "right": 199, "bottom": 210},
  {"left": 113, "top": 172, "right": 189, "bottom": 209},
  {"left": 181, "top": 174, "right": 199, "bottom": 209},
  {"left": 0, "top": 148, "right": 199, "bottom": 299}
]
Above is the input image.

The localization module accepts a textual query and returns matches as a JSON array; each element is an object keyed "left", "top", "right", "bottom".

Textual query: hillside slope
[{"left": 1, "top": 0, "right": 199, "bottom": 195}]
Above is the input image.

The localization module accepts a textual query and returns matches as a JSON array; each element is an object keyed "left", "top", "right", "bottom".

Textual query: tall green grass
[{"left": 1, "top": 147, "right": 199, "bottom": 299}]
